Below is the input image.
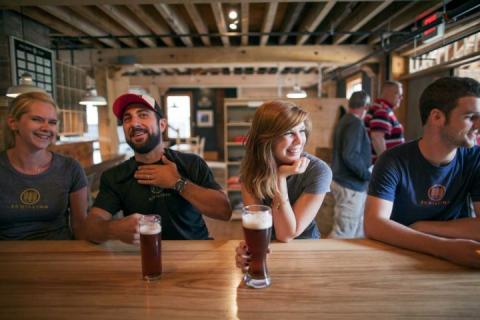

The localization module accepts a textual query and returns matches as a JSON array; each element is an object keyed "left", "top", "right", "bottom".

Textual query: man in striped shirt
[{"left": 364, "top": 81, "right": 405, "bottom": 163}]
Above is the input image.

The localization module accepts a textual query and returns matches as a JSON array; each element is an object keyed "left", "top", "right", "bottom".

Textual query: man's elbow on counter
[
  {"left": 363, "top": 215, "right": 380, "bottom": 240},
  {"left": 206, "top": 200, "right": 232, "bottom": 221}
]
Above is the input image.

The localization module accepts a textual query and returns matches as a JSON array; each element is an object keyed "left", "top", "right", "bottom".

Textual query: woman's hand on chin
[{"left": 278, "top": 157, "right": 310, "bottom": 178}]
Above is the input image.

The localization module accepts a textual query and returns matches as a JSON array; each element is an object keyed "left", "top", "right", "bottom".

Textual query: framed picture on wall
[
  {"left": 197, "top": 110, "right": 214, "bottom": 127},
  {"left": 9, "top": 36, "right": 55, "bottom": 98}
]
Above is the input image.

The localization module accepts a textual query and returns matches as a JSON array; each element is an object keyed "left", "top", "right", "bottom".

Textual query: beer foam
[
  {"left": 242, "top": 212, "right": 272, "bottom": 230},
  {"left": 140, "top": 224, "right": 161, "bottom": 235}
]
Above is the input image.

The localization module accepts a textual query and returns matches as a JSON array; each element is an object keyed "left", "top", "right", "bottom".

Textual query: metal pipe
[{"left": 325, "top": 0, "right": 480, "bottom": 80}]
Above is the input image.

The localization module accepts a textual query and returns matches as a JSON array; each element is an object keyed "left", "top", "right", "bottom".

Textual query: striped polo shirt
[{"left": 364, "top": 98, "right": 405, "bottom": 163}]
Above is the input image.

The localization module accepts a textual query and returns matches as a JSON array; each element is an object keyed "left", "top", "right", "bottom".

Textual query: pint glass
[
  {"left": 242, "top": 205, "right": 272, "bottom": 288},
  {"left": 139, "top": 215, "right": 162, "bottom": 281}
]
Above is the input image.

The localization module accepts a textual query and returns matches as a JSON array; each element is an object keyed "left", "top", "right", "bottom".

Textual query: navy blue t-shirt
[
  {"left": 368, "top": 140, "right": 480, "bottom": 226},
  {"left": 93, "top": 148, "right": 222, "bottom": 240}
]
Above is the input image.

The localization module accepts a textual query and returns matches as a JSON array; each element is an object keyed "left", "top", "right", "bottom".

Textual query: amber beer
[
  {"left": 139, "top": 215, "right": 162, "bottom": 281},
  {"left": 242, "top": 205, "right": 272, "bottom": 288}
]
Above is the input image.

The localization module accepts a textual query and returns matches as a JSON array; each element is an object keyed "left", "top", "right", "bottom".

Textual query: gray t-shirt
[
  {"left": 0, "top": 151, "right": 87, "bottom": 240},
  {"left": 265, "top": 152, "right": 332, "bottom": 239}
]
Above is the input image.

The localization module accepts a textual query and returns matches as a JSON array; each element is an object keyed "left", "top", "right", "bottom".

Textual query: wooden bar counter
[{"left": 0, "top": 239, "right": 478, "bottom": 319}]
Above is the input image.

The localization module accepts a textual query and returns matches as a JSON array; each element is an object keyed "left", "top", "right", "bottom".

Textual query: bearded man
[{"left": 85, "top": 93, "right": 231, "bottom": 243}]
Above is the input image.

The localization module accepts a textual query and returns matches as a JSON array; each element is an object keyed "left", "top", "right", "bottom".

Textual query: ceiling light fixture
[
  {"left": 228, "top": 10, "right": 238, "bottom": 20},
  {"left": 6, "top": 73, "right": 48, "bottom": 98},
  {"left": 79, "top": 88, "right": 107, "bottom": 106},
  {"left": 286, "top": 85, "right": 307, "bottom": 99},
  {"left": 229, "top": 23, "right": 238, "bottom": 30}
]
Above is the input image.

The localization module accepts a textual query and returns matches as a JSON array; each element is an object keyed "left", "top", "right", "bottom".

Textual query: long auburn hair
[
  {"left": 3, "top": 92, "right": 58, "bottom": 150},
  {"left": 240, "top": 100, "right": 311, "bottom": 201}
]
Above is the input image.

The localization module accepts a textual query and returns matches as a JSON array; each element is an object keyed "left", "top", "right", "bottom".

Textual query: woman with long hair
[
  {"left": 235, "top": 101, "right": 332, "bottom": 269},
  {"left": 0, "top": 92, "right": 88, "bottom": 240}
]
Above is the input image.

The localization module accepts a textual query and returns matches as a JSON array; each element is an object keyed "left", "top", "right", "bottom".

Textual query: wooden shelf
[{"left": 224, "top": 98, "right": 265, "bottom": 208}]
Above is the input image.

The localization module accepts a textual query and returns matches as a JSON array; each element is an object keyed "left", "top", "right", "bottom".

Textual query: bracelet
[{"left": 273, "top": 195, "right": 289, "bottom": 210}]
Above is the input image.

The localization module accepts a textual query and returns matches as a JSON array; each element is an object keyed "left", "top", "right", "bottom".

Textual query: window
[
  {"left": 346, "top": 76, "right": 362, "bottom": 99},
  {"left": 166, "top": 94, "right": 192, "bottom": 139},
  {"left": 85, "top": 105, "right": 99, "bottom": 139},
  {"left": 117, "top": 126, "right": 133, "bottom": 157},
  {"left": 85, "top": 105, "right": 103, "bottom": 162}
]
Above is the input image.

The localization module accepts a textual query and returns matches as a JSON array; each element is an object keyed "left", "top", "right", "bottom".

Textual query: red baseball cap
[{"left": 112, "top": 93, "right": 163, "bottom": 120}]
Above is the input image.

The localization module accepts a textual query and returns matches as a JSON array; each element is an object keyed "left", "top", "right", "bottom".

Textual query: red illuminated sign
[{"left": 418, "top": 12, "right": 444, "bottom": 43}]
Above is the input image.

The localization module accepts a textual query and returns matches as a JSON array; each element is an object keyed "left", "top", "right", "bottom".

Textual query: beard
[
  {"left": 126, "top": 128, "right": 161, "bottom": 154},
  {"left": 441, "top": 128, "right": 476, "bottom": 148}
]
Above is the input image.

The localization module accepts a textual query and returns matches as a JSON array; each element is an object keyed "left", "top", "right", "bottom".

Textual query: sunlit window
[
  {"left": 346, "top": 76, "right": 362, "bottom": 99},
  {"left": 85, "top": 105, "right": 98, "bottom": 139},
  {"left": 167, "top": 95, "right": 192, "bottom": 139}
]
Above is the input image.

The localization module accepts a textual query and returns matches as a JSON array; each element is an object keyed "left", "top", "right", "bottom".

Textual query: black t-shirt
[{"left": 93, "top": 148, "right": 222, "bottom": 240}]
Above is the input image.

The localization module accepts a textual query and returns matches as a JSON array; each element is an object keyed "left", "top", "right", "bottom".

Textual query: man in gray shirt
[{"left": 330, "top": 91, "right": 372, "bottom": 238}]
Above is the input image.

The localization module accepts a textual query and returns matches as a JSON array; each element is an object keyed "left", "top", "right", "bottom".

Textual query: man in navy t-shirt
[{"left": 365, "top": 77, "right": 480, "bottom": 268}]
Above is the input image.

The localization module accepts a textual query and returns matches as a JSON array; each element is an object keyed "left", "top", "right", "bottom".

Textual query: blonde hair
[
  {"left": 4, "top": 92, "right": 58, "bottom": 149},
  {"left": 240, "top": 100, "right": 311, "bottom": 200}
]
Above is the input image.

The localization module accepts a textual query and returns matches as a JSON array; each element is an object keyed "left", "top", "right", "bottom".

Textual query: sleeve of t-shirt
[
  {"left": 369, "top": 108, "right": 392, "bottom": 135},
  {"left": 470, "top": 153, "right": 480, "bottom": 202},
  {"left": 69, "top": 158, "right": 87, "bottom": 193},
  {"left": 189, "top": 156, "right": 222, "bottom": 191},
  {"left": 92, "top": 171, "right": 123, "bottom": 215},
  {"left": 368, "top": 152, "right": 400, "bottom": 201},
  {"left": 303, "top": 158, "right": 332, "bottom": 194}
]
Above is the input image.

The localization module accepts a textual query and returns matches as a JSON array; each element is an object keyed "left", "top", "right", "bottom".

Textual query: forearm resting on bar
[
  {"left": 410, "top": 217, "right": 480, "bottom": 242},
  {"left": 85, "top": 207, "right": 141, "bottom": 244}
]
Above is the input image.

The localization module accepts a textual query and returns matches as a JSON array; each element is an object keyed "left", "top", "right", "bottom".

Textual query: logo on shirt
[
  {"left": 20, "top": 188, "right": 41, "bottom": 205},
  {"left": 427, "top": 184, "right": 446, "bottom": 202},
  {"left": 149, "top": 186, "right": 170, "bottom": 201},
  {"left": 150, "top": 186, "right": 163, "bottom": 194}
]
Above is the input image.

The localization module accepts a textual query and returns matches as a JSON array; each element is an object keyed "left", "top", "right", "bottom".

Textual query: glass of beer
[
  {"left": 242, "top": 205, "right": 273, "bottom": 288},
  {"left": 139, "top": 215, "right": 162, "bottom": 281}
]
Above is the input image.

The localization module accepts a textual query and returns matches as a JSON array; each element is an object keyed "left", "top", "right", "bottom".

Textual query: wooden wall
[{"left": 295, "top": 98, "right": 347, "bottom": 152}]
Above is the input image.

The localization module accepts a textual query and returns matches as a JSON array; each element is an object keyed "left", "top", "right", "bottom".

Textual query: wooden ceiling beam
[
  {"left": 130, "top": 72, "right": 320, "bottom": 88},
  {"left": 8, "top": 6, "right": 98, "bottom": 47},
  {"left": 260, "top": 2, "right": 278, "bottom": 46},
  {"left": 241, "top": 2, "right": 249, "bottom": 46},
  {"left": 98, "top": 5, "right": 156, "bottom": 47},
  {"left": 126, "top": 4, "right": 175, "bottom": 47},
  {"left": 184, "top": 3, "right": 211, "bottom": 46},
  {"left": 211, "top": 2, "right": 230, "bottom": 47},
  {"left": 85, "top": 45, "right": 373, "bottom": 66},
  {"left": 315, "top": 2, "right": 354, "bottom": 44},
  {"left": 349, "top": 2, "right": 416, "bottom": 45},
  {"left": 278, "top": 3, "right": 305, "bottom": 45},
  {"left": 297, "top": 1, "right": 336, "bottom": 45},
  {"left": 367, "top": 1, "right": 446, "bottom": 45},
  {"left": 153, "top": 3, "right": 193, "bottom": 47},
  {"left": 40, "top": 5, "right": 120, "bottom": 48},
  {"left": 333, "top": 0, "right": 393, "bottom": 44},
  {"left": 71, "top": 5, "right": 137, "bottom": 48},
  {"left": 9, "top": 1, "right": 377, "bottom": 5}
]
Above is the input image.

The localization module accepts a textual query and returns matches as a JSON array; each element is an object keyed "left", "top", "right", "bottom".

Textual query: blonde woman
[
  {"left": 0, "top": 92, "right": 88, "bottom": 240},
  {"left": 235, "top": 101, "right": 332, "bottom": 268}
]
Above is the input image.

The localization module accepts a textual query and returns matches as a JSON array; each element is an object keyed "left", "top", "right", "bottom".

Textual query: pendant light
[
  {"left": 79, "top": 88, "right": 107, "bottom": 106},
  {"left": 286, "top": 84, "right": 307, "bottom": 99},
  {"left": 6, "top": 73, "right": 48, "bottom": 98}
]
